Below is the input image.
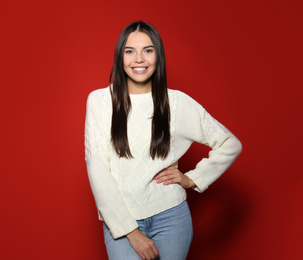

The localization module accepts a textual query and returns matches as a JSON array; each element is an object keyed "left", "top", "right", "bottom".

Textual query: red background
[{"left": 1, "top": 0, "right": 302, "bottom": 259}]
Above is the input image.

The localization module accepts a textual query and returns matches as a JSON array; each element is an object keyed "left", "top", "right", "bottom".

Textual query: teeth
[{"left": 133, "top": 67, "right": 147, "bottom": 71}]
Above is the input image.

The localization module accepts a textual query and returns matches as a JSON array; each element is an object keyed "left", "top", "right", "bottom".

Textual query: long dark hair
[{"left": 109, "top": 21, "right": 170, "bottom": 159}]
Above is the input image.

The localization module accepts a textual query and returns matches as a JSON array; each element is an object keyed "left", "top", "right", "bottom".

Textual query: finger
[
  {"left": 155, "top": 174, "right": 176, "bottom": 183},
  {"left": 153, "top": 174, "right": 162, "bottom": 180},
  {"left": 138, "top": 252, "right": 145, "bottom": 260},
  {"left": 165, "top": 175, "right": 184, "bottom": 185},
  {"left": 154, "top": 171, "right": 171, "bottom": 181},
  {"left": 151, "top": 245, "right": 159, "bottom": 257},
  {"left": 147, "top": 249, "right": 156, "bottom": 260},
  {"left": 153, "top": 170, "right": 169, "bottom": 180},
  {"left": 143, "top": 251, "right": 152, "bottom": 260},
  {"left": 154, "top": 166, "right": 178, "bottom": 179},
  {"left": 156, "top": 176, "right": 177, "bottom": 185},
  {"left": 163, "top": 178, "right": 178, "bottom": 185}
]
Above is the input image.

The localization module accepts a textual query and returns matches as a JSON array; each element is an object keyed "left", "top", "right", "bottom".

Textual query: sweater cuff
[
  {"left": 109, "top": 219, "right": 139, "bottom": 239},
  {"left": 185, "top": 170, "right": 208, "bottom": 193}
]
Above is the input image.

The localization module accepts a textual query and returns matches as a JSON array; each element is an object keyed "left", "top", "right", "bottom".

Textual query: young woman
[{"left": 85, "top": 21, "right": 242, "bottom": 260}]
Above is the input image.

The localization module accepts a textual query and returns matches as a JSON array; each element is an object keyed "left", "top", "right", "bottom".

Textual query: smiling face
[{"left": 123, "top": 31, "right": 156, "bottom": 94}]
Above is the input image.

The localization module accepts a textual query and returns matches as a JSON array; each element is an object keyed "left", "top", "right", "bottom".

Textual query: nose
[{"left": 135, "top": 52, "right": 144, "bottom": 63}]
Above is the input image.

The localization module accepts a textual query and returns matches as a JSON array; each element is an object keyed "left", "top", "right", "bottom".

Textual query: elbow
[
  {"left": 212, "top": 134, "right": 243, "bottom": 158},
  {"left": 224, "top": 135, "right": 242, "bottom": 157},
  {"left": 234, "top": 137, "right": 243, "bottom": 157}
]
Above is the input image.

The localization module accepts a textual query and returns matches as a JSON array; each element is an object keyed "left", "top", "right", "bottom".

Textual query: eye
[
  {"left": 125, "top": 50, "right": 134, "bottom": 54},
  {"left": 144, "top": 49, "right": 154, "bottom": 54}
]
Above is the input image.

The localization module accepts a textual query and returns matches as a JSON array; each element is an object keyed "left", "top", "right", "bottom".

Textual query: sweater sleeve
[
  {"left": 177, "top": 92, "right": 242, "bottom": 193},
  {"left": 85, "top": 92, "right": 138, "bottom": 239}
]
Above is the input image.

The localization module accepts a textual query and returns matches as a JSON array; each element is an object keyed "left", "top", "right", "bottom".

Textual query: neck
[{"left": 127, "top": 78, "right": 152, "bottom": 94}]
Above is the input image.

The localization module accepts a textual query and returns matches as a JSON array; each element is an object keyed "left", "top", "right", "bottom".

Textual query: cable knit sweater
[{"left": 85, "top": 87, "right": 242, "bottom": 239}]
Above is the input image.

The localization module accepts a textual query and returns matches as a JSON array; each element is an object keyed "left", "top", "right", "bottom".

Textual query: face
[{"left": 123, "top": 31, "right": 156, "bottom": 93}]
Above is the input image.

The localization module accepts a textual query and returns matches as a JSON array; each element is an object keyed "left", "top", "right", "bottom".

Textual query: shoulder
[
  {"left": 168, "top": 89, "right": 202, "bottom": 109},
  {"left": 87, "top": 86, "right": 111, "bottom": 103},
  {"left": 86, "top": 87, "right": 112, "bottom": 115}
]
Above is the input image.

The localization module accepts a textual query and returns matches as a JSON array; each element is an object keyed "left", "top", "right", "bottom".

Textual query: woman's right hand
[{"left": 126, "top": 229, "right": 159, "bottom": 260}]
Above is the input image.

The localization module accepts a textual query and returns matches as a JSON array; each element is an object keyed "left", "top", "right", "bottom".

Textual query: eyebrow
[{"left": 124, "top": 45, "right": 154, "bottom": 49}]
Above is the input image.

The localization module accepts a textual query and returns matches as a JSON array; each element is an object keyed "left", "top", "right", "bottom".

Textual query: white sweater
[{"left": 85, "top": 87, "right": 242, "bottom": 239}]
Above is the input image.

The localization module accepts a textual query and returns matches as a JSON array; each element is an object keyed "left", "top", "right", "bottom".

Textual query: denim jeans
[{"left": 103, "top": 200, "right": 193, "bottom": 260}]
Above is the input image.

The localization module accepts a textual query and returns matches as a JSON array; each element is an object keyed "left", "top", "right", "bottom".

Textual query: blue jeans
[{"left": 103, "top": 201, "right": 193, "bottom": 260}]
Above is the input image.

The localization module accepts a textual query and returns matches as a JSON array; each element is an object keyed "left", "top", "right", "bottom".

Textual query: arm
[
  {"left": 85, "top": 91, "right": 138, "bottom": 239},
  {"left": 182, "top": 94, "right": 242, "bottom": 192},
  {"left": 155, "top": 92, "right": 242, "bottom": 191},
  {"left": 86, "top": 91, "right": 160, "bottom": 258}
]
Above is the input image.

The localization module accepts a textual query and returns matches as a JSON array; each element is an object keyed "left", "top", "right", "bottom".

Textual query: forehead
[{"left": 125, "top": 31, "right": 153, "bottom": 47}]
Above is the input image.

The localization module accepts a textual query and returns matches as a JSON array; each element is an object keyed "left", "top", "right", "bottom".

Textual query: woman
[{"left": 85, "top": 21, "right": 242, "bottom": 260}]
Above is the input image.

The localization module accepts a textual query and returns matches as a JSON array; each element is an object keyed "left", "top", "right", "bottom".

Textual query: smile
[{"left": 132, "top": 67, "right": 148, "bottom": 71}]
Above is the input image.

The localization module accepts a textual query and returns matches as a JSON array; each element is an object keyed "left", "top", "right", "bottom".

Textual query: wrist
[
  {"left": 126, "top": 228, "right": 139, "bottom": 238},
  {"left": 187, "top": 177, "right": 196, "bottom": 189}
]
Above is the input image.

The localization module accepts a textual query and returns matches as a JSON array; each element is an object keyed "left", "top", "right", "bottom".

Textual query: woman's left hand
[{"left": 153, "top": 166, "right": 196, "bottom": 189}]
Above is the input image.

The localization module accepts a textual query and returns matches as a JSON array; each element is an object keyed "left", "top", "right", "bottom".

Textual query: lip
[{"left": 131, "top": 66, "right": 149, "bottom": 74}]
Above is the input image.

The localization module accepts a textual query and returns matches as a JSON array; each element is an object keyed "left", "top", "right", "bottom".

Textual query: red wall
[{"left": 1, "top": 0, "right": 302, "bottom": 259}]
